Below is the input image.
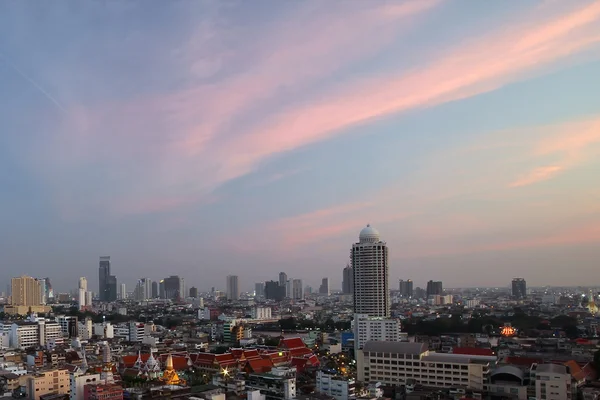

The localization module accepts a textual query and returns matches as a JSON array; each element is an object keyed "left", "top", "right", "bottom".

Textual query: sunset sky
[{"left": 1, "top": 1, "right": 600, "bottom": 292}]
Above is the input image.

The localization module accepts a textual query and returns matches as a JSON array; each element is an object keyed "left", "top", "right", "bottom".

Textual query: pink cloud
[
  {"left": 509, "top": 165, "right": 564, "bottom": 187},
  {"left": 210, "top": 2, "right": 600, "bottom": 181}
]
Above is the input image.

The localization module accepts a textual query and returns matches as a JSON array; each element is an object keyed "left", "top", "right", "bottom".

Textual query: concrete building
[
  {"left": 254, "top": 282, "right": 265, "bottom": 298},
  {"left": 251, "top": 307, "right": 272, "bottom": 320},
  {"left": 227, "top": 275, "right": 240, "bottom": 301},
  {"left": 292, "top": 279, "right": 303, "bottom": 300},
  {"left": 342, "top": 265, "right": 353, "bottom": 295},
  {"left": 352, "top": 225, "right": 389, "bottom": 317},
  {"left": 319, "top": 278, "right": 330, "bottom": 296},
  {"left": 399, "top": 279, "right": 413, "bottom": 298},
  {"left": 6, "top": 276, "right": 51, "bottom": 315},
  {"left": 163, "top": 275, "right": 184, "bottom": 300},
  {"left": 426, "top": 280, "right": 443, "bottom": 297},
  {"left": 98, "top": 256, "right": 117, "bottom": 302},
  {"left": 78, "top": 277, "right": 87, "bottom": 310},
  {"left": 278, "top": 272, "right": 288, "bottom": 288},
  {"left": 245, "top": 367, "right": 297, "bottom": 400},
  {"left": 512, "top": 278, "right": 527, "bottom": 299},
  {"left": 535, "top": 363, "right": 574, "bottom": 400},
  {"left": 189, "top": 287, "right": 198, "bottom": 298},
  {"left": 316, "top": 370, "right": 356, "bottom": 400},
  {"left": 357, "top": 341, "right": 495, "bottom": 390},
  {"left": 119, "top": 283, "right": 126, "bottom": 300},
  {"left": 26, "top": 369, "right": 69, "bottom": 400},
  {"left": 353, "top": 314, "right": 403, "bottom": 351},
  {"left": 265, "top": 281, "right": 285, "bottom": 302},
  {"left": 70, "top": 372, "right": 101, "bottom": 400}
]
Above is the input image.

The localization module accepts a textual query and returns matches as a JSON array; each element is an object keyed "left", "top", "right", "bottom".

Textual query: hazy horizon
[{"left": 2, "top": 1, "right": 600, "bottom": 293}]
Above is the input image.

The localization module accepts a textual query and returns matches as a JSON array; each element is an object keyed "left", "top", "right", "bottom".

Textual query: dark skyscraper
[
  {"left": 426, "top": 280, "right": 443, "bottom": 297},
  {"left": 342, "top": 264, "right": 353, "bottom": 294},
  {"left": 98, "top": 256, "right": 114, "bottom": 302},
  {"left": 278, "top": 272, "right": 288, "bottom": 287},
  {"left": 399, "top": 279, "right": 413, "bottom": 298},
  {"left": 512, "top": 278, "right": 527, "bottom": 299},
  {"left": 151, "top": 281, "right": 158, "bottom": 298},
  {"left": 163, "top": 275, "right": 183, "bottom": 300},
  {"left": 265, "top": 280, "right": 285, "bottom": 301},
  {"left": 189, "top": 286, "right": 198, "bottom": 298}
]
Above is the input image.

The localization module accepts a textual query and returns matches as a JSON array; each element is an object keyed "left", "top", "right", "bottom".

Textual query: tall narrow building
[
  {"left": 512, "top": 278, "right": 527, "bottom": 299},
  {"left": 98, "top": 256, "right": 117, "bottom": 302},
  {"left": 226, "top": 275, "right": 239, "bottom": 301},
  {"left": 352, "top": 225, "right": 389, "bottom": 317},
  {"left": 292, "top": 279, "right": 303, "bottom": 300},
  {"left": 342, "top": 264, "right": 354, "bottom": 294},
  {"left": 399, "top": 279, "right": 413, "bottom": 298},
  {"left": 78, "top": 277, "right": 87, "bottom": 310},
  {"left": 278, "top": 272, "right": 288, "bottom": 287}
]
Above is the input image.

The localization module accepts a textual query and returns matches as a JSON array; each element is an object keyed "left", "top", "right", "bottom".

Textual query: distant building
[
  {"left": 163, "top": 275, "right": 184, "bottom": 300},
  {"left": 151, "top": 281, "right": 158, "bottom": 298},
  {"left": 98, "top": 256, "right": 117, "bottom": 302},
  {"left": 399, "top": 279, "right": 413, "bottom": 298},
  {"left": 226, "top": 275, "right": 239, "bottom": 301},
  {"left": 251, "top": 306, "right": 272, "bottom": 320},
  {"left": 512, "top": 278, "right": 527, "bottom": 299},
  {"left": 426, "top": 280, "right": 443, "bottom": 297},
  {"left": 6, "top": 276, "right": 50, "bottom": 315},
  {"left": 265, "top": 280, "right": 285, "bottom": 301},
  {"left": 254, "top": 282, "right": 265, "bottom": 298},
  {"left": 78, "top": 277, "right": 87, "bottom": 310},
  {"left": 119, "top": 283, "right": 126, "bottom": 300},
  {"left": 352, "top": 225, "right": 389, "bottom": 317},
  {"left": 319, "top": 278, "right": 330, "bottom": 296},
  {"left": 342, "top": 264, "right": 353, "bottom": 294},
  {"left": 278, "top": 272, "right": 288, "bottom": 287},
  {"left": 292, "top": 279, "right": 303, "bottom": 300},
  {"left": 189, "top": 287, "right": 198, "bottom": 298}
]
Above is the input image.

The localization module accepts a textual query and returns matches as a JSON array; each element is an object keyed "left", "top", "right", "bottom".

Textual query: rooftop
[{"left": 363, "top": 341, "right": 427, "bottom": 355}]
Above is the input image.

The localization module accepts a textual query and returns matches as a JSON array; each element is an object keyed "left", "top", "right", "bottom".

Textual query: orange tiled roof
[
  {"left": 247, "top": 358, "right": 273, "bottom": 373},
  {"left": 280, "top": 337, "right": 305, "bottom": 349}
]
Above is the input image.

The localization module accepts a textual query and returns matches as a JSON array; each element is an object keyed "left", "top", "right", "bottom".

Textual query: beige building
[
  {"left": 26, "top": 369, "right": 69, "bottom": 400},
  {"left": 6, "top": 276, "right": 50, "bottom": 315},
  {"left": 535, "top": 364, "right": 575, "bottom": 400},
  {"left": 358, "top": 341, "right": 495, "bottom": 390}
]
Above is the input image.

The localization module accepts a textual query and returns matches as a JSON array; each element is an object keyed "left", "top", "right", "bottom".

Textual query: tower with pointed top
[
  {"left": 161, "top": 353, "right": 184, "bottom": 385},
  {"left": 101, "top": 342, "right": 114, "bottom": 383}
]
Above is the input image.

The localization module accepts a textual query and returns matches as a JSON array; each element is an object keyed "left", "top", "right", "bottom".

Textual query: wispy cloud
[{"left": 509, "top": 165, "right": 564, "bottom": 187}]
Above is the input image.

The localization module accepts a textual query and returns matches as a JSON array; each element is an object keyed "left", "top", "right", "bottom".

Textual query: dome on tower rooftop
[{"left": 359, "top": 224, "right": 380, "bottom": 243}]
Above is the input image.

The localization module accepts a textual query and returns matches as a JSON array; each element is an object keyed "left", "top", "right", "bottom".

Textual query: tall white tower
[
  {"left": 78, "top": 277, "right": 88, "bottom": 310},
  {"left": 352, "top": 224, "right": 389, "bottom": 317}
]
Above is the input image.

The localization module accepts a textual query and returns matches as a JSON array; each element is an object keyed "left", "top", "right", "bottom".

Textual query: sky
[{"left": 1, "top": 1, "right": 600, "bottom": 294}]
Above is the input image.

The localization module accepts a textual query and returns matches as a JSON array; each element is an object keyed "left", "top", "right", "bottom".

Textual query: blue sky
[{"left": 1, "top": 1, "right": 600, "bottom": 293}]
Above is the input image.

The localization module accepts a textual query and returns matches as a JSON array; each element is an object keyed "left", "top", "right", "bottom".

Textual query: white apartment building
[
  {"left": 78, "top": 318, "right": 93, "bottom": 340},
  {"left": 535, "top": 364, "right": 575, "bottom": 400},
  {"left": 93, "top": 322, "right": 114, "bottom": 339},
  {"left": 358, "top": 341, "right": 495, "bottom": 391},
  {"left": 10, "top": 322, "right": 40, "bottom": 349},
  {"left": 56, "top": 315, "right": 78, "bottom": 337},
  {"left": 353, "top": 314, "right": 403, "bottom": 351},
  {"left": 352, "top": 225, "right": 389, "bottom": 318},
  {"left": 251, "top": 306, "right": 272, "bottom": 320},
  {"left": 316, "top": 370, "right": 356, "bottom": 400},
  {"left": 227, "top": 275, "right": 240, "bottom": 301},
  {"left": 245, "top": 367, "right": 297, "bottom": 400},
  {"left": 70, "top": 372, "right": 101, "bottom": 400}
]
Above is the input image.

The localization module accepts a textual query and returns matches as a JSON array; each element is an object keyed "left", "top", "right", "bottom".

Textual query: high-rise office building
[
  {"left": 352, "top": 225, "right": 389, "bottom": 317},
  {"left": 254, "top": 282, "right": 265, "bottom": 298},
  {"left": 44, "top": 277, "right": 53, "bottom": 300},
  {"left": 319, "top": 278, "right": 330, "bottom": 296},
  {"left": 119, "top": 283, "right": 127, "bottom": 300},
  {"left": 98, "top": 256, "right": 117, "bottom": 302},
  {"left": 11, "top": 276, "right": 42, "bottom": 306},
  {"left": 399, "top": 279, "right": 413, "bottom": 298},
  {"left": 265, "top": 280, "right": 286, "bottom": 301},
  {"left": 426, "top": 280, "right": 443, "bottom": 297},
  {"left": 279, "top": 272, "right": 288, "bottom": 287},
  {"left": 78, "top": 277, "right": 87, "bottom": 310},
  {"left": 38, "top": 278, "right": 47, "bottom": 305},
  {"left": 189, "top": 287, "right": 198, "bottom": 298},
  {"left": 134, "top": 278, "right": 152, "bottom": 301},
  {"left": 512, "top": 278, "right": 527, "bottom": 299},
  {"left": 163, "top": 276, "right": 183, "bottom": 300},
  {"left": 342, "top": 264, "right": 354, "bottom": 294},
  {"left": 292, "top": 279, "right": 303, "bottom": 300},
  {"left": 151, "top": 281, "right": 158, "bottom": 299},
  {"left": 226, "top": 275, "right": 239, "bottom": 301}
]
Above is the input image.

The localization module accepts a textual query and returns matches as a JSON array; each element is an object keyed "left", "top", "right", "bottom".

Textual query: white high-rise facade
[
  {"left": 292, "top": 279, "right": 303, "bottom": 300},
  {"left": 119, "top": 283, "right": 126, "bottom": 299},
  {"left": 226, "top": 275, "right": 239, "bottom": 301},
  {"left": 352, "top": 225, "right": 389, "bottom": 318},
  {"left": 78, "top": 277, "right": 87, "bottom": 310}
]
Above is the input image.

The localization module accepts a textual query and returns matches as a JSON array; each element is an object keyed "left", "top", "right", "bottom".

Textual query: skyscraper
[
  {"left": 342, "top": 264, "right": 354, "bottom": 294},
  {"left": 163, "top": 276, "right": 183, "bottom": 300},
  {"left": 151, "top": 281, "right": 158, "bottom": 298},
  {"left": 189, "top": 287, "right": 198, "bottom": 298},
  {"left": 265, "top": 280, "right": 285, "bottom": 301},
  {"left": 98, "top": 256, "right": 117, "bottom": 302},
  {"left": 352, "top": 224, "right": 389, "bottom": 317},
  {"left": 399, "top": 279, "right": 413, "bottom": 298},
  {"left": 279, "top": 272, "right": 288, "bottom": 287},
  {"left": 11, "top": 276, "right": 42, "bottom": 306},
  {"left": 426, "top": 280, "right": 443, "bottom": 297},
  {"left": 78, "top": 277, "right": 87, "bottom": 310},
  {"left": 226, "top": 275, "right": 239, "bottom": 301},
  {"left": 319, "top": 278, "right": 330, "bottom": 296},
  {"left": 292, "top": 279, "right": 303, "bottom": 300},
  {"left": 119, "top": 283, "right": 127, "bottom": 300},
  {"left": 512, "top": 278, "right": 527, "bottom": 299},
  {"left": 254, "top": 282, "right": 265, "bottom": 298}
]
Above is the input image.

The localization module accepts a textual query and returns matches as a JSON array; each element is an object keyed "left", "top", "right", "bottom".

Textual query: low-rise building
[
  {"left": 316, "top": 370, "right": 355, "bottom": 400},
  {"left": 245, "top": 367, "right": 297, "bottom": 400},
  {"left": 26, "top": 369, "right": 70, "bottom": 400}
]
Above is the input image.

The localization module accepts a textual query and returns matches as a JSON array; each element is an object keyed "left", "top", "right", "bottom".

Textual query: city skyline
[{"left": 2, "top": 2, "right": 600, "bottom": 290}]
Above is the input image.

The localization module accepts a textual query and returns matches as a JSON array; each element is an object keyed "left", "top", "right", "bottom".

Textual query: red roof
[
  {"left": 247, "top": 358, "right": 273, "bottom": 373},
  {"left": 190, "top": 353, "right": 216, "bottom": 365},
  {"left": 290, "top": 347, "right": 313, "bottom": 357},
  {"left": 280, "top": 337, "right": 305, "bottom": 349},
  {"left": 243, "top": 349, "right": 261, "bottom": 360},
  {"left": 121, "top": 353, "right": 152, "bottom": 368},
  {"left": 452, "top": 347, "right": 494, "bottom": 356},
  {"left": 157, "top": 355, "right": 190, "bottom": 371}
]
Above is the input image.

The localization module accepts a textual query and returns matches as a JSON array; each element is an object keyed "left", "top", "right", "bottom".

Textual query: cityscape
[{"left": 2, "top": 1, "right": 600, "bottom": 400}]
